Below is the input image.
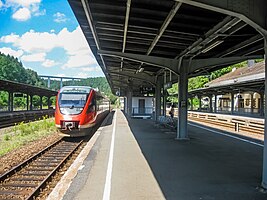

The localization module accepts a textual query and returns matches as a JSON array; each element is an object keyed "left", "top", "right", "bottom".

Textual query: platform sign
[
  {"left": 164, "top": 82, "right": 172, "bottom": 90},
  {"left": 140, "top": 87, "right": 155, "bottom": 94}
]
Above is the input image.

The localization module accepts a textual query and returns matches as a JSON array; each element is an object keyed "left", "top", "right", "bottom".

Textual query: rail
[
  {"left": 0, "top": 137, "right": 83, "bottom": 200},
  {"left": 157, "top": 111, "right": 264, "bottom": 135},
  {"left": 188, "top": 111, "right": 264, "bottom": 135}
]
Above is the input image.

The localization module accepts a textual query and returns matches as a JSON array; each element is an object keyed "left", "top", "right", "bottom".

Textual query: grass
[{"left": 0, "top": 116, "right": 57, "bottom": 157}]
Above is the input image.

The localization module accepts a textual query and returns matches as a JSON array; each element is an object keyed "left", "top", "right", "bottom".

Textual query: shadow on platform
[{"left": 123, "top": 113, "right": 267, "bottom": 200}]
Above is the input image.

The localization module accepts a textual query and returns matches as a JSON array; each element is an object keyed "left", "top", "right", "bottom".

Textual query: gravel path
[{"left": 0, "top": 132, "right": 62, "bottom": 176}]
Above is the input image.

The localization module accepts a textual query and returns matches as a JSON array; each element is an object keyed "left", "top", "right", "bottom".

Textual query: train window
[
  {"left": 87, "top": 94, "right": 96, "bottom": 113},
  {"left": 59, "top": 93, "right": 88, "bottom": 115}
]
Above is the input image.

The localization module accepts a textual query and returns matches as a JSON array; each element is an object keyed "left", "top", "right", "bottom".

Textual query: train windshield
[{"left": 58, "top": 91, "right": 89, "bottom": 115}]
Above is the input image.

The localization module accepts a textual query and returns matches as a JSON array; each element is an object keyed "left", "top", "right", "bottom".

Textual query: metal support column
[
  {"left": 48, "top": 77, "right": 51, "bottom": 88},
  {"left": 26, "top": 94, "right": 29, "bottom": 111},
  {"left": 30, "top": 95, "right": 33, "bottom": 111},
  {"left": 231, "top": 92, "right": 234, "bottom": 114},
  {"left": 214, "top": 95, "right": 217, "bottom": 113},
  {"left": 260, "top": 92, "right": 264, "bottom": 116},
  {"left": 48, "top": 96, "right": 51, "bottom": 109},
  {"left": 155, "top": 78, "right": 161, "bottom": 121},
  {"left": 262, "top": 37, "right": 267, "bottom": 189},
  {"left": 176, "top": 65, "right": 188, "bottom": 140},
  {"left": 163, "top": 90, "right": 167, "bottom": 116},
  {"left": 124, "top": 97, "right": 127, "bottom": 113},
  {"left": 163, "top": 71, "right": 167, "bottom": 116},
  {"left": 209, "top": 95, "right": 213, "bottom": 112},
  {"left": 250, "top": 93, "right": 254, "bottom": 114},
  {"left": 60, "top": 78, "right": 63, "bottom": 88},
  {"left": 127, "top": 91, "right": 132, "bottom": 116},
  {"left": 8, "top": 92, "right": 13, "bottom": 112},
  {"left": 40, "top": 96, "right": 43, "bottom": 110},
  {"left": 199, "top": 95, "right": 202, "bottom": 111}
]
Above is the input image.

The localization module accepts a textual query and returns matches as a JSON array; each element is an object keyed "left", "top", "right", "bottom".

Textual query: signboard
[
  {"left": 140, "top": 87, "right": 155, "bottom": 94},
  {"left": 163, "top": 82, "right": 172, "bottom": 90}
]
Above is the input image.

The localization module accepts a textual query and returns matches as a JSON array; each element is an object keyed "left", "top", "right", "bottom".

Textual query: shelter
[
  {"left": 0, "top": 79, "right": 57, "bottom": 111},
  {"left": 68, "top": 0, "right": 267, "bottom": 188}
]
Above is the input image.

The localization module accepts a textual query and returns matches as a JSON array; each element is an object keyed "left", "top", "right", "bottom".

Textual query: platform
[{"left": 51, "top": 109, "right": 267, "bottom": 200}]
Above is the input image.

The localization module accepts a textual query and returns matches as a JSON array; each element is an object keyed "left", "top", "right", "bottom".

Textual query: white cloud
[
  {"left": 1, "top": 26, "right": 99, "bottom": 70},
  {"left": 81, "top": 67, "right": 101, "bottom": 72},
  {"left": 63, "top": 54, "right": 97, "bottom": 69},
  {"left": 53, "top": 12, "right": 67, "bottom": 23},
  {"left": 0, "top": 1, "right": 3, "bottom": 8},
  {"left": 12, "top": 7, "right": 31, "bottom": 21},
  {"left": 4, "top": 0, "right": 44, "bottom": 21},
  {"left": 33, "top": 9, "right": 46, "bottom": 16},
  {"left": 42, "top": 59, "right": 58, "bottom": 67},
  {"left": 56, "top": 74, "right": 66, "bottom": 77},
  {"left": 2, "top": 30, "right": 58, "bottom": 52},
  {"left": 6, "top": 0, "right": 41, "bottom": 8},
  {"left": 1, "top": 33, "right": 20, "bottom": 43},
  {"left": 21, "top": 52, "right": 45, "bottom": 62},
  {"left": 76, "top": 72, "right": 89, "bottom": 78},
  {"left": 0, "top": 47, "right": 23, "bottom": 58}
]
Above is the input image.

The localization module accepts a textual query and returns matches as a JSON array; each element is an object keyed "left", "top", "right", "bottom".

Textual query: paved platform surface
[{"left": 62, "top": 109, "right": 267, "bottom": 200}]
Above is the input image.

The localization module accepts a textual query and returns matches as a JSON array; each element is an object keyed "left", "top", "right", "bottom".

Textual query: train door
[{"left": 138, "top": 99, "right": 145, "bottom": 114}]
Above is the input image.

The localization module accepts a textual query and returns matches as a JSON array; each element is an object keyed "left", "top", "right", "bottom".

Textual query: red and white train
[{"left": 55, "top": 86, "right": 110, "bottom": 137}]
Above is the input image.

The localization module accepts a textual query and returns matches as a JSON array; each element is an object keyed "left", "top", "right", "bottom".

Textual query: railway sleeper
[
  {"left": 2, "top": 183, "right": 37, "bottom": 187},
  {"left": 26, "top": 168, "right": 54, "bottom": 171},
  {"left": 30, "top": 164, "right": 58, "bottom": 167},
  {"left": 0, "top": 189, "right": 29, "bottom": 195},
  {"left": 19, "top": 173, "right": 48, "bottom": 176},
  {"left": 10, "top": 177, "right": 44, "bottom": 181}
]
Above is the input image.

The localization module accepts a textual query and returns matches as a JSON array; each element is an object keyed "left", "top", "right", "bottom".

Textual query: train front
[{"left": 55, "top": 86, "right": 95, "bottom": 137}]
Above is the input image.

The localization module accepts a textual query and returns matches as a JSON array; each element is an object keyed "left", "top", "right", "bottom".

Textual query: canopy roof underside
[{"left": 68, "top": 0, "right": 265, "bottom": 96}]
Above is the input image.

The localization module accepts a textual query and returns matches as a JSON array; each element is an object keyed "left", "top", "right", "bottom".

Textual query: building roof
[
  {"left": 189, "top": 61, "right": 265, "bottom": 97},
  {"left": 0, "top": 79, "right": 58, "bottom": 97},
  {"left": 206, "top": 61, "right": 264, "bottom": 88}
]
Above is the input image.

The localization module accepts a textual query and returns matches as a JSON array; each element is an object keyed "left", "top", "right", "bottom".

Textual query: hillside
[{"left": 0, "top": 53, "right": 117, "bottom": 106}]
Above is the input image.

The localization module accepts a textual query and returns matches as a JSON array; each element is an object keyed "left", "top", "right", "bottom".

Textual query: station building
[{"left": 189, "top": 61, "right": 265, "bottom": 117}]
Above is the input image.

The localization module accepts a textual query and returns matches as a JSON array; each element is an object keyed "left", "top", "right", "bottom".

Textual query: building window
[{"left": 245, "top": 99, "right": 250, "bottom": 106}]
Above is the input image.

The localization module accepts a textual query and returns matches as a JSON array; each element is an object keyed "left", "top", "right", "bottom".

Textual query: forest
[{"left": 0, "top": 53, "right": 116, "bottom": 110}]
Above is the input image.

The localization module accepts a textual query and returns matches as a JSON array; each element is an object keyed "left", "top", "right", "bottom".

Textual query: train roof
[{"left": 59, "top": 86, "right": 108, "bottom": 99}]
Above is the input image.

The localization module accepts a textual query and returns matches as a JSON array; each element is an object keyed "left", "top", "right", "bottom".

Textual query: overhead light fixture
[
  {"left": 138, "top": 67, "right": 144, "bottom": 73},
  {"left": 201, "top": 40, "right": 224, "bottom": 53}
]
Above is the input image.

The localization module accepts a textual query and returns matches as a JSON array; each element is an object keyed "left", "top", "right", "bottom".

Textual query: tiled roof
[{"left": 206, "top": 61, "right": 264, "bottom": 87}]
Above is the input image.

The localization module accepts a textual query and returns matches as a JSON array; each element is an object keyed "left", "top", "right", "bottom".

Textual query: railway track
[
  {"left": 0, "top": 137, "right": 83, "bottom": 200},
  {"left": 188, "top": 116, "right": 264, "bottom": 135}
]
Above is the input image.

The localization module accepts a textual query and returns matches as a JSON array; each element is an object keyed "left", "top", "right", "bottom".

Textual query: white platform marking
[{"left": 103, "top": 110, "right": 117, "bottom": 200}]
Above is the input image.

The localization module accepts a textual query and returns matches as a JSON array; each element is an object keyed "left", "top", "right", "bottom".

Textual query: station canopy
[
  {"left": 68, "top": 0, "right": 265, "bottom": 96},
  {"left": 0, "top": 79, "right": 58, "bottom": 97}
]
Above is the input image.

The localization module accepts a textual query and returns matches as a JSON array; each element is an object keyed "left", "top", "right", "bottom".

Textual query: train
[{"left": 55, "top": 86, "right": 110, "bottom": 137}]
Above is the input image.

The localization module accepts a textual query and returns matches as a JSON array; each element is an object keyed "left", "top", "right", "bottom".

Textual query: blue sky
[{"left": 0, "top": 0, "right": 104, "bottom": 78}]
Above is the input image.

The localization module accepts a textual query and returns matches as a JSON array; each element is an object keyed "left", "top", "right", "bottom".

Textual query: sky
[{"left": 0, "top": 0, "right": 104, "bottom": 78}]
